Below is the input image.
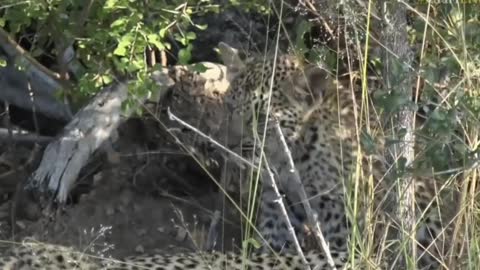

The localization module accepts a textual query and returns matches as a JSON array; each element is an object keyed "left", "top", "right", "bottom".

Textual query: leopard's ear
[{"left": 217, "top": 42, "right": 246, "bottom": 81}]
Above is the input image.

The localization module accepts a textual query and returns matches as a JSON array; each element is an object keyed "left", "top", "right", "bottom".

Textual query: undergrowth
[
  {"left": 1, "top": 0, "right": 479, "bottom": 269},
  {"left": 202, "top": 1, "right": 480, "bottom": 269}
]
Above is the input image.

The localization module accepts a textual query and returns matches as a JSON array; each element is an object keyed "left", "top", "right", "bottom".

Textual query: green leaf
[
  {"left": 105, "top": 0, "right": 117, "bottom": 7},
  {"left": 152, "top": 40, "right": 165, "bottom": 50},
  {"left": 294, "top": 20, "right": 311, "bottom": 54},
  {"left": 375, "top": 91, "right": 411, "bottom": 114},
  {"left": 113, "top": 37, "right": 132, "bottom": 56},
  {"left": 191, "top": 63, "right": 208, "bottom": 73},
  {"left": 194, "top": 24, "right": 208, "bottom": 30},
  {"left": 242, "top": 238, "right": 262, "bottom": 250},
  {"left": 397, "top": 128, "right": 407, "bottom": 138},
  {"left": 431, "top": 110, "right": 446, "bottom": 121},
  {"left": 111, "top": 18, "right": 128, "bottom": 28},
  {"left": 100, "top": 74, "right": 113, "bottom": 85},
  {"left": 147, "top": 34, "right": 165, "bottom": 50},
  {"left": 396, "top": 157, "right": 407, "bottom": 175},
  {"left": 113, "top": 46, "right": 127, "bottom": 56},
  {"left": 146, "top": 34, "right": 158, "bottom": 42},
  {"left": 360, "top": 131, "right": 376, "bottom": 155},
  {"left": 159, "top": 27, "right": 168, "bottom": 38},
  {"left": 174, "top": 33, "right": 188, "bottom": 46},
  {"left": 185, "top": 31, "right": 196, "bottom": 40},
  {"left": 178, "top": 45, "right": 192, "bottom": 65}
]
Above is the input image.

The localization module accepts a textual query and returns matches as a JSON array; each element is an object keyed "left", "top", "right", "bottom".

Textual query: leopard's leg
[{"left": 256, "top": 183, "right": 305, "bottom": 253}]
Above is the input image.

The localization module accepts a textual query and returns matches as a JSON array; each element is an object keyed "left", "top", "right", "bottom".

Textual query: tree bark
[{"left": 380, "top": 1, "right": 417, "bottom": 268}]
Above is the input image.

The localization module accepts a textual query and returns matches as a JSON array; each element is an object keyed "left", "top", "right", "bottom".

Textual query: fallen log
[
  {"left": 0, "top": 28, "right": 72, "bottom": 121},
  {"left": 0, "top": 67, "right": 72, "bottom": 122}
]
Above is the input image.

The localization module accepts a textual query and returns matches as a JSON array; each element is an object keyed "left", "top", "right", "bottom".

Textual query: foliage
[
  {"left": 289, "top": 2, "right": 479, "bottom": 183},
  {"left": 0, "top": 0, "right": 268, "bottom": 112},
  {"left": 228, "top": 0, "right": 270, "bottom": 14},
  {"left": 1, "top": 0, "right": 480, "bottom": 267},
  {"left": 413, "top": 6, "right": 479, "bottom": 174}
]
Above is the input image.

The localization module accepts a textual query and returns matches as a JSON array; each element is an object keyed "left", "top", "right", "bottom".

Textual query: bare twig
[
  {"left": 260, "top": 154, "right": 312, "bottom": 269},
  {"left": 205, "top": 210, "right": 221, "bottom": 251},
  {"left": 167, "top": 108, "right": 257, "bottom": 170},
  {"left": 273, "top": 120, "right": 338, "bottom": 270},
  {"left": 0, "top": 127, "right": 53, "bottom": 144},
  {"left": 0, "top": 28, "right": 62, "bottom": 80},
  {"left": 166, "top": 109, "right": 313, "bottom": 269}
]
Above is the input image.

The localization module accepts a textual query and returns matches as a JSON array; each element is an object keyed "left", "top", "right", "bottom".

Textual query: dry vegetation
[{"left": 0, "top": 0, "right": 479, "bottom": 269}]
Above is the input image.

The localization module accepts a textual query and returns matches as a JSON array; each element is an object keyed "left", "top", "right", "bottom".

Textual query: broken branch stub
[
  {"left": 26, "top": 68, "right": 175, "bottom": 203},
  {"left": 27, "top": 82, "right": 128, "bottom": 202}
]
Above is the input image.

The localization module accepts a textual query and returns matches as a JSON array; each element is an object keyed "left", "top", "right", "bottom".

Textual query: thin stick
[
  {"left": 167, "top": 107, "right": 257, "bottom": 170},
  {"left": 273, "top": 119, "right": 338, "bottom": 270},
  {"left": 261, "top": 154, "right": 312, "bottom": 269},
  {"left": 0, "top": 127, "right": 53, "bottom": 144},
  {"left": 205, "top": 210, "right": 221, "bottom": 251},
  {"left": 167, "top": 109, "right": 311, "bottom": 269}
]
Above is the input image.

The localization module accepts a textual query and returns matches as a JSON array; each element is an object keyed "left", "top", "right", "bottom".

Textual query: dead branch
[
  {"left": 26, "top": 69, "right": 174, "bottom": 202},
  {"left": 27, "top": 82, "right": 128, "bottom": 202},
  {"left": 0, "top": 127, "right": 53, "bottom": 145},
  {"left": 205, "top": 210, "right": 221, "bottom": 251},
  {"left": 167, "top": 108, "right": 257, "bottom": 170},
  {"left": 0, "top": 28, "right": 72, "bottom": 121},
  {"left": 0, "top": 28, "right": 62, "bottom": 80},
  {"left": 261, "top": 156, "right": 312, "bottom": 269},
  {"left": 273, "top": 120, "right": 338, "bottom": 270},
  {"left": 168, "top": 109, "right": 311, "bottom": 269}
]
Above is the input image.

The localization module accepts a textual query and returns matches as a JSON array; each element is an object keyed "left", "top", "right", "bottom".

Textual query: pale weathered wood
[
  {"left": 27, "top": 83, "right": 127, "bottom": 202},
  {"left": 26, "top": 68, "right": 175, "bottom": 202}
]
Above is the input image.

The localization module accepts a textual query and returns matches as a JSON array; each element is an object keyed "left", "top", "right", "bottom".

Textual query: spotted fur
[
  {"left": 218, "top": 42, "right": 458, "bottom": 269},
  {"left": 0, "top": 241, "right": 349, "bottom": 270},
  {"left": 0, "top": 43, "right": 459, "bottom": 270}
]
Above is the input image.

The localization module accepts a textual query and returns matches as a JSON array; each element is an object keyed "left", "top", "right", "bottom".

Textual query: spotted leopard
[
  {"left": 216, "top": 42, "right": 459, "bottom": 269},
  {"left": 0, "top": 43, "right": 459, "bottom": 270},
  {"left": 0, "top": 240, "right": 348, "bottom": 270}
]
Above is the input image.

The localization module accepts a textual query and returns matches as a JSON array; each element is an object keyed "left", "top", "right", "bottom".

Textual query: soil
[
  {"left": 0, "top": 4, "right": 279, "bottom": 259},
  {"left": 0, "top": 116, "right": 244, "bottom": 259}
]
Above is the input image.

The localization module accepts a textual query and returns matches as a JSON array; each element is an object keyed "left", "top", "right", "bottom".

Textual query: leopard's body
[
  {"left": 0, "top": 43, "right": 458, "bottom": 269},
  {"left": 0, "top": 241, "right": 348, "bottom": 270},
  {"left": 217, "top": 42, "right": 458, "bottom": 269}
]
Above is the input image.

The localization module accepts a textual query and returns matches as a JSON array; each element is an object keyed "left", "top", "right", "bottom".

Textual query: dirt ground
[
  {"left": 0, "top": 116, "right": 244, "bottom": 259},
  {"left": 0, "top": 4, "right": 289, "bottom": 258}
]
